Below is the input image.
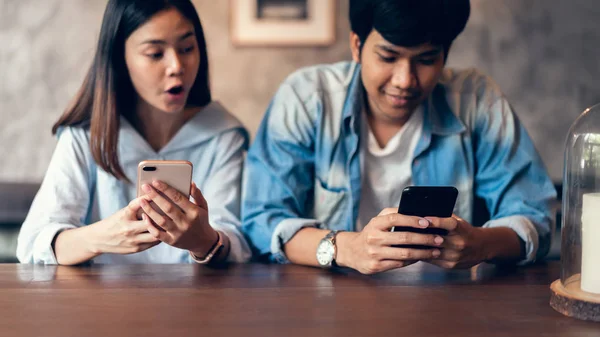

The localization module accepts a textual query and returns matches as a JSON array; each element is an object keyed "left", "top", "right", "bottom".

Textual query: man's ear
[{"left": 349, "top": 32, "right": 361, "bottom": 63}]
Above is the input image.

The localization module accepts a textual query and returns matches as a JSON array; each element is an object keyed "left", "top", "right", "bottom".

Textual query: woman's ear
[{"left": 349, "top": 32, "right": 361, "bottom": 63}]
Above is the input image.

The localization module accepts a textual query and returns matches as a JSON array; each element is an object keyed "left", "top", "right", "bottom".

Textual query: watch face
[{"left": 316, "top": 239, "right": 335, "bottom": 266}]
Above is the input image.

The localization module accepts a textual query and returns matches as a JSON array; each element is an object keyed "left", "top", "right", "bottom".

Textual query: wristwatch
[
  {"left": 189, "top": 231, "right": 224, "bottom": 264},
  {"left": 316, "top": 230, "right": 340, "bottom": 268}
]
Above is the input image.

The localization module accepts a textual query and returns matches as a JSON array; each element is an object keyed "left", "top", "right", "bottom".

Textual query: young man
[{"left": 242, "top": 0, "right": 556, "bottom": 274}]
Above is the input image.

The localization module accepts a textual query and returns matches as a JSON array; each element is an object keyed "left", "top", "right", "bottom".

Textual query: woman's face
[{"left": 124, "top": 8, "right": 200, "bottom": 115}]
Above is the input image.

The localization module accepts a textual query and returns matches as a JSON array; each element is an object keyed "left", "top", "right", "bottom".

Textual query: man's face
[{"left": 350, "top": 29, "right": 445, "bottom": 124}]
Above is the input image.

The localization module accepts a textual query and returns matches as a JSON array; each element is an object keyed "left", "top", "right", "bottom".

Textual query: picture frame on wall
[{"left": 230, "top": 0, "right": 336, "bottom": 47}]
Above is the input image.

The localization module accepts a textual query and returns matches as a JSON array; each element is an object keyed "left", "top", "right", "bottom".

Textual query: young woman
[{"left": 17, "top": 0, "right": 251, "bottom": 265}]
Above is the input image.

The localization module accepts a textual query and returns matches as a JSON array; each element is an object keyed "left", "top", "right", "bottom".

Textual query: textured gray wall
[
  {"left": 0, "top": 0, "right": 598, "bottom": 182},
  {"left": 448, "top": 0, "right": 600, "bottom": 182}
]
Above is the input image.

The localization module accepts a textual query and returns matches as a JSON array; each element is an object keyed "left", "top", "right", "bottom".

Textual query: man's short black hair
[{"left": 349, "top": 0, "right": 470, "bottom": 57}]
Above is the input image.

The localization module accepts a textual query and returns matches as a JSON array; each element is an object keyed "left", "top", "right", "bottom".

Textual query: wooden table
[{"left": 0, "top": 261, "right": 597, "bottom": 337}]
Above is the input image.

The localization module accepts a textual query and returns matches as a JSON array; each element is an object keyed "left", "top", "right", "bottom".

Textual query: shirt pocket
[{"left": 313, "top": 179, "right": 347, "bottom": 229}]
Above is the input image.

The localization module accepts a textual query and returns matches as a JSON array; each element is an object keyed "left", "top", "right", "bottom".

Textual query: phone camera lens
[{"left": 143, "top": 166, "right": 157, "bottom": 172}]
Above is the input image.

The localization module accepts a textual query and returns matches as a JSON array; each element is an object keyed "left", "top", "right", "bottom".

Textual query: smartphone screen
[{"left": 391, "top": 186, "right": 458, "bottom": 247}]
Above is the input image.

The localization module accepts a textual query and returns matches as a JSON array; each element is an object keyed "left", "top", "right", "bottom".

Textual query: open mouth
[{"left": 166, "top": 85, "right": 184, "bottom": 95}]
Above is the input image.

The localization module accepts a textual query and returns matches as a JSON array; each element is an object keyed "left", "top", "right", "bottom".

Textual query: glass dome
[{"left": 561, "top": 103, "right": 600, "bottom": 297}]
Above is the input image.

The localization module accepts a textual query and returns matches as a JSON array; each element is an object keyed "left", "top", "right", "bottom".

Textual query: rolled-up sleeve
[
  {"left": 16, "top": 128, "right": 93, "bottom": 264},
  {"left": 269, "top": 218, "right": 321, "bottom": 263},
  {"left": 474, "top": 97, "right": 556, "bottom": 264},
  {"left": 482, "top": 215, "right": 540, "bottom": 264},
  {"left": 242, "top": 84, "right": 320, "bottom": 263}
]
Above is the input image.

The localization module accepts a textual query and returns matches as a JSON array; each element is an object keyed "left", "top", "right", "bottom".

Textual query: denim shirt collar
[
  {"left": 342, "top": 63, "right": 466, "bottom": 160},
  {"left": 427, "top": 84, "right": 467, "bottom": 136},
  {"left": 341, "top": 62, "right": 363, "bottom": 134}
]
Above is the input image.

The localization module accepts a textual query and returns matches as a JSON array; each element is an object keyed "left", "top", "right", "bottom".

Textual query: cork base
[{"left": 550, "top": 275, "right": 600, "bottom": 322}]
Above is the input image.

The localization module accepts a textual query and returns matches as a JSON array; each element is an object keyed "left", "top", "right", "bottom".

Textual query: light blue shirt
[
  {"left": 17, "top": 101, "right": 252, "bottom": 264},
  {"left": 242, "top": 61, "right": 556, "bottom": 265}
]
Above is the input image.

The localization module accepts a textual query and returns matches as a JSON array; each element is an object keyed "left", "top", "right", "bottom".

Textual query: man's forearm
[
  {"left": 284, "top": 228, "right": 359, "bottom": 268},
  {"left": 482, "top": 227, "right": 525, "bottom": 263},
  {"left": 283, "top": 227, "right": 329, "bottom": 266}
]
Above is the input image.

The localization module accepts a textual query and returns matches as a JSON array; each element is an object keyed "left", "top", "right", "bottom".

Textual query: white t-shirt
[{"left": 356, "top": 107, "right": 424, "bottom": 231}]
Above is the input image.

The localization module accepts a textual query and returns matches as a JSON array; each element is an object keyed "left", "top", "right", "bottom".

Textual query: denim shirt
[
  {"left": 242, "top": 61, "right": 556, "bottom": 265},
  {"left": 18, "top": 101, "right": 252, "bottom": 264}
]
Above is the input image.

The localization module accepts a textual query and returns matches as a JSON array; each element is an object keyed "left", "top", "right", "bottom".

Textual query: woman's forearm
[{"left": 53, "top": 224, "right": 102, "bottom": 265}]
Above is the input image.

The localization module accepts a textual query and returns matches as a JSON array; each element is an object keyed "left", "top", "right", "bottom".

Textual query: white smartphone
[{"left": 136, "top": 160, "right": 193, "bottom": 217}]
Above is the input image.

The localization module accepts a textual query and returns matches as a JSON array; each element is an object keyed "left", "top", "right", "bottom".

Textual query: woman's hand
[
  {"left": 139, "top": 180, "right": 219, "bottom": 258},
  {"left": 87, "top": 197, "right": 161, "bottom": 255}
]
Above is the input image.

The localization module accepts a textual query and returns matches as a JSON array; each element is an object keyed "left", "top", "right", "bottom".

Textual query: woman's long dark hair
[{"left": 52, "top": 0, "right": 211, "bottom": 181}]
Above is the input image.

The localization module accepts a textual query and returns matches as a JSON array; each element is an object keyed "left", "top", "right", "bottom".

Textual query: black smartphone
[{"left": 391, "top": 186, "right": 458, "bottom": 248}]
